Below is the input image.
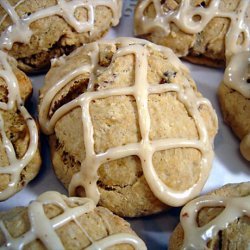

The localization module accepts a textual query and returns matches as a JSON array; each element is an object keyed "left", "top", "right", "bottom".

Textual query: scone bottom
[{"left": 39, "top": 37, "right": 218, "bottom": 217}]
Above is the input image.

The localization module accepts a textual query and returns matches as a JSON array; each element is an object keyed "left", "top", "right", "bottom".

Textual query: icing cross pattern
[
  {"left": 39, "top": 38, "right": 216, "bottom": 207},
  {"left": 0, "top": 0, "right": 121, "bottom": 50},
  {"left": 135, "top": 0, "right": 250, "bottom": 60},
  {"left": 0, "top": 51, "right": 38, "bottom": 201},
  {"left": 180, "top": 194, "right": 250, "bottom": 249},
  {"left": 0, "top": 191, "right": 146, "bottom": 249}
]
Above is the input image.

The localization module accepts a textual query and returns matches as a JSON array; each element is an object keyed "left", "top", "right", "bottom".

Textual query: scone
[
  {"left": 0, "top": 0, "right": 122, "bottom": 73},
  {"left": 0, "top": 191, "right": 147, "bottom": 249},
  {"left": 0, "top": 51, "right": 41, "bottom": 201},
  {"left": 134, "top": 0, "right": 250, "bottom": 67},
  {"left": 169, "top": 182, "right": 250, "bottom": 250},
  {"left": 39, "top": 37, "right": 218, "bottom": 217},
  {"left": 218, "top": 51, "right": 250, "bottom": 161}
]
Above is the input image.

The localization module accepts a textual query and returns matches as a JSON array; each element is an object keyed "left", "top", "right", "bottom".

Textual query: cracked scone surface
[
  {"left": 0, "top": 191, "right": 144, "bottom": 250},
  {"left": 134, "top": 0, "right": 250, "bottom": 68},
  {"left": 0, "top": 54, "right": 41, "bottom": 200},
  {"left": 39, "top": 38, "right": 218, "bottom": 217},
  {"left": 169, "top": 182, "right": 250, "bottom": 250},
  {"left": 0, "top": 0, "right": 122, "bottom": 73}
]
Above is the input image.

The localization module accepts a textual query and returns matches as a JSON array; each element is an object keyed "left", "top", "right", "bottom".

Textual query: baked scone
[
  {"left": 0, "top": 0, "right": 122, "bottom": 73},
  {"left": 0, "top": 191, "right": 147, "bottom": 249},
  {"left": 39, "top": 37, "right": 218, "bottom": 217},
  {"left": 0, "top": 51, "right": 41, "bottom": 201},
  {"left": 134, "top": 0, "right": 250, "bottom": 67},
  {"left": 218, "top": 51, "right": 250, "bottom": 161},
  {"left": 169, "top": 182, "right": 250, "bottom": 250}
]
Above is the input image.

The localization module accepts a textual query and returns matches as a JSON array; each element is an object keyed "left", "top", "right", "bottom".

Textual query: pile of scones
[{"left": 0, "top": 0, "right": 249, "bottom": 249}]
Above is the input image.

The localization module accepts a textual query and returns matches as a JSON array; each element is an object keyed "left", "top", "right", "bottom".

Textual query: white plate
[{"left": 1, "top": 1, "right": 249, "bottom": 249}]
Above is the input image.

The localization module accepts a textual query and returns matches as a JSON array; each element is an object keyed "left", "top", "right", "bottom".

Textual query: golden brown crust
[
  {"left": 0, "top": 0, "right": 122, "bottom": 73},
  {"left": 169, "top": 182, "right": 250, "bottom": 250}
]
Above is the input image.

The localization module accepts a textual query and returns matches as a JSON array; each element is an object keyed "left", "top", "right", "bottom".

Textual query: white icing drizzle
[
  {"left": 0, "top": 50, "right": 38, "bottom": 200},
  {"left": 39, "top": 37, "right": 217, "bottom": 207},
  {"left": 180, "top": 194, "right": 250, "bottom": 249},
  {"left": 224, "top": 51, "right": 250, "bottom": 98},
  {"left": 84, "top": 233, "right": 146, "bottom": 250},
  {"left": 0, "top": 0, "right": 122, "bottom": 50},
  {"left": 135, "top": 0, "right": 250, "bottom": 60},
  {"left": 0, "top": 191, "right": 147, "bottom": 250}
]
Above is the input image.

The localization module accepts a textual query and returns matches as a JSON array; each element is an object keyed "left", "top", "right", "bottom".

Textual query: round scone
[
  {"left": 218, "top": 52, "right": 250, "bottom": 161},
  {"left": 39, "top": 37, "right": 218, "bottom": 217},
  {"left": 0, "top": 191, "right": 147, "bottom": 249},
  {"left": 169, "top": 182, "right": 250, "bottom": 250},
  {"left": 0, "top": 51, "right": 41, "bottom": 201},
  {"left": 0, "top": 0, "right": 122, "bottom": 73},
  {"left": 134, "top": 0, "right": 250, "bottom": 67}
]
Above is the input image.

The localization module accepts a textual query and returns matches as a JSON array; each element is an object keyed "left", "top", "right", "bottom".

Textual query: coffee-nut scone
[
  {"left": 169, "top": 182, "right": 250, "bottom": 250},
  {"left": 39, "top": 37, "right": 218, "bottom": 217},
  {"left": 0, "top": 0, "right": 122, "bottom": 73},
  {"left": 218, "top": 51, "right": 250, "bottom": 161},
  {"left": 0, "top": 191, "right": 147, "bottom": 249},
  {"left": 134, "top": 0, "right": 250, "bottom": 67},
  {"left": 0, "top": 50, "right": 41, "bottom": 201}
]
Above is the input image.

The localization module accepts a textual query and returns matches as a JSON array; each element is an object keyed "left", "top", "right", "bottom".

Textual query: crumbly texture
[
  {"left": 39, "top": 40, "right": 218, "bottom": 217},
  {"left": 218, "top": 82, "right": 250, "bottom": 141},
  {"left": 0, "top": 59, "right": 41, "bottom": 200},
  {"left": 134, "top": 0, "right": 248, "bottom": 68},
  {"left": 169, "top": 182, "right": 250, "bottom": 250},
  {"left": 0, "top": 197, "right": 138, "bottom": 249},
  {"left": 0, "top": 0, "right": 122, "bottom": 73}
]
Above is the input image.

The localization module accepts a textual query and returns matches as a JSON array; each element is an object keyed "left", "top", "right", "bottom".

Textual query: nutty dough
[{"left": 39, "top": 38, "right": 218, "bottom": 217}]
